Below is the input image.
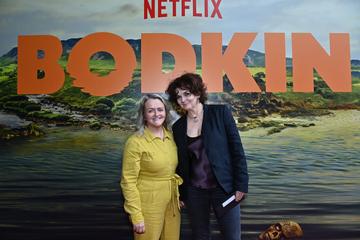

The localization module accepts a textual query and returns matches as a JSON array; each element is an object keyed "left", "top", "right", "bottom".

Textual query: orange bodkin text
[{"left": 17, "top": 32, "right": 352, "bottom": 96}]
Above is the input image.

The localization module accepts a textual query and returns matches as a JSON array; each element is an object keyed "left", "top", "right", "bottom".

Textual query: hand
[
  {"left": 235, "top": 191, "right": 245, "bottom": 202},
  {"left": 133, "top": 222, "right": 145, "bottom": 234},
  {"left": 179, "top": 201, "right": 186, "bottom": 209}
]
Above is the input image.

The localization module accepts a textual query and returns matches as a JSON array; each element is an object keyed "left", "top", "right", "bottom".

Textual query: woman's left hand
[{"left": 235, "top": 191, "right": 245, "bottom": 202}]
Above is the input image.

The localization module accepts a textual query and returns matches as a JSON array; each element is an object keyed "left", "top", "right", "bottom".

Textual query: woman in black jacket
[{"left": 166, "top": 73, "right": 248, "bottom": 240}]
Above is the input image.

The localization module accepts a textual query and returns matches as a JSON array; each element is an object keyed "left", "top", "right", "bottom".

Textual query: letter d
[{"left": 142, "top": 33, "right": 196, "bottom": 93}]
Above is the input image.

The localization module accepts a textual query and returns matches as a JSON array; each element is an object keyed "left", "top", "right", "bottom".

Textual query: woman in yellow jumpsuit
[{"left": 121, "top": 94, "right": 182, "bottom": 240}]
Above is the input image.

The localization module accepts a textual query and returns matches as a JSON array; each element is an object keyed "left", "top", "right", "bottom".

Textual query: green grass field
[{"left": 1, "top": 61, "right": 359, "bottom": 109}]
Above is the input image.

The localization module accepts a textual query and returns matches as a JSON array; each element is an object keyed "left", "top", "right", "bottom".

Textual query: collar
[{"left": 144, "top": 126, "right": 172, "bottom": 142}]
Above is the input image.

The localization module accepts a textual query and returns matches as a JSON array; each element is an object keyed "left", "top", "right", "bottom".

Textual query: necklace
[
  {"left": 187, "top": 105, "right": 203, "bottom": 137},
  {"left": 188, "top": 105, "right": 203, "bottom": 123},
  {"left": 191, "top": 115, "right": 200, "bottom": 122}
]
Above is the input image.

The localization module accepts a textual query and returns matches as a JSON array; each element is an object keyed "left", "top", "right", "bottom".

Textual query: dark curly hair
[{"left": 166, "top": 73, "right": 207, "bottom": 113}]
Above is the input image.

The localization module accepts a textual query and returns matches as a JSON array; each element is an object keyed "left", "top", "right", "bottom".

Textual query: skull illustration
[{"left": 258, "top": 221, "right": 303, "bottom": 240}]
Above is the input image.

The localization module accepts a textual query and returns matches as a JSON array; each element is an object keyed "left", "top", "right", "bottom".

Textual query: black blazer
[{"left": 172, "top": 104, "right": 248, "bottom": 201}]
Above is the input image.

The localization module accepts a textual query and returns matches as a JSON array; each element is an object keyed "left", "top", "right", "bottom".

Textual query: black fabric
[{"left": 172, "top": 104, "right": 248, "bottom": 201}]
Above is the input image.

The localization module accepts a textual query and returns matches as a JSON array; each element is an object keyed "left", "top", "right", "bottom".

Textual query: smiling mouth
[
  {"left": 152, "top": 117, "right": 163, "bottom": 121},
  {"left": 181, "top": 102, "right": 190, "bottom": 107}
]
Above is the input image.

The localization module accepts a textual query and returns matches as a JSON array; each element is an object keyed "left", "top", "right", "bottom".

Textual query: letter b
[{"left": 18, "top": 35, "right": 64, "bottom": 94}]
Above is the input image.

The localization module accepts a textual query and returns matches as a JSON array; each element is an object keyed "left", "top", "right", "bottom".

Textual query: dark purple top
[{"left": 187, "top": 135, "right": 217, "bottom": 189}]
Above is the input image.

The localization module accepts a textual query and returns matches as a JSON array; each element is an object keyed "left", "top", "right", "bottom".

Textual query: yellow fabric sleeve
[{"left": 120, "top": 136, "right": 144, "bottom": 224}]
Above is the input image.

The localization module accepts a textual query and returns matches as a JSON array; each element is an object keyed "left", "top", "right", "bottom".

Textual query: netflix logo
[{"left": 144, "top": 0, "right": 222, "bottom": 19}]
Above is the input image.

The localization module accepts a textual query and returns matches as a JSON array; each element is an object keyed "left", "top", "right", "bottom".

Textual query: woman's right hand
[
  {"left": 180, "top": 201, "right": 186, "bottom": 208},
  {"left": 133, "top": 222, "right": 145, "bottom": 234}
]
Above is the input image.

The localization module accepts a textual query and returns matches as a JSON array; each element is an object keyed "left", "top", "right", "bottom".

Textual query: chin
[
  {"left": 150, "top": 121, "right": 165, "bottom": 128},
  {"left": 180, "top": 104, "right": 191, "bottom": 111},
  {"left": 156, "top": 121, "right": 165, "bottom": 126}
]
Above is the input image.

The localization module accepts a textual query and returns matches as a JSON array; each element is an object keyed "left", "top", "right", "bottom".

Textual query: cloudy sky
[{"left": 0, "top": 0, "right": 359, "bottom": 58}]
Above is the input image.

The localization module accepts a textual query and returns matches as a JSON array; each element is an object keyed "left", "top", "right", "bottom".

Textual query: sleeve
[
  {"left": 223, "top": 105, "right": 249, "bottom": 193},
  {"left": 120, "top": 136, "right": 144, "bottom": 224},
  {"left": 172, "top": 120, "right": 188, "bottom": 202}
]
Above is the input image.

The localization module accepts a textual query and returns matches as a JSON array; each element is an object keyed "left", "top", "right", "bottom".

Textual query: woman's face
[
  {"left": 176, "top": 88, "right": 200, "bottom": 111},
  {"left": 144, "top": 98, "right": 166, "bottom": 129}
]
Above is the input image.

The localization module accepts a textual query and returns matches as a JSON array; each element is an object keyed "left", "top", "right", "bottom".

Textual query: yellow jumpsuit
[{"left": 121, "top": 127, "right": 182, "bottom": 240}]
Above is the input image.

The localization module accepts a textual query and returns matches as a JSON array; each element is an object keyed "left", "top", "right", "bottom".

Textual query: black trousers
[{"left": 186, "top": 185, "right": 241, "bottom": 240}]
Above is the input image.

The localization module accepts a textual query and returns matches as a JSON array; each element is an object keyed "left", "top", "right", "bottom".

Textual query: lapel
[
  {"left": 201, "top": 104, "right": 209, "bottom": 147},
  {"left": 178, "top": 115, "right": 187, "bottom": 151}
]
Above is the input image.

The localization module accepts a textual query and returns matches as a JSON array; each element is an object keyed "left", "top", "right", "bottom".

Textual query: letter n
[
  {"left": 144, "top": 0, "right": 155, "bottom": 19},
  {"left": 292, "top": 33, "right": 351, "bottom": 92}
]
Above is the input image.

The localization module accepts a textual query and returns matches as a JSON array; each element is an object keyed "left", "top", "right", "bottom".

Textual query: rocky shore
[
  {"left": 0, "top": 94, "right": 136, "bottom": 140},
  {"left": 0, "top": 112, "right": 44, "bottom": 140},
  {"left": 221, "top": 91, "right": 336, "bottom": 135},
  {"left": 1, "top": 91, "right": 359, "bottom": 140}
]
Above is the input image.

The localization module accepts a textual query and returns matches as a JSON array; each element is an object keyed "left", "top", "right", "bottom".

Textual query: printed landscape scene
[{"left": 1, "top": 39, "right": 359, "bottom": 239}]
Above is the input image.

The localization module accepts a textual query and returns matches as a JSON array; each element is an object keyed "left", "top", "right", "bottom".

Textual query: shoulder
[
  {"left": 125, "top": 132, "right": 144, "bottom": 148},
  {"left": 164, "top": 128, "right": 175, "bottom": 140},
  {"left": 206, "top": 104, "right": 229, "bottom": 110},
  {"left": 205, "top": 104, "right": 231, "bottom": 114},
  {"left": 172, "top": 115, "right": 186, "bottom": 131}
]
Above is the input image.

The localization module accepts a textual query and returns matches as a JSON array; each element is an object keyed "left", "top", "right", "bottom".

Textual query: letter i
[{"left": 205, "top": 0, "right": 208, "bottom": 17}]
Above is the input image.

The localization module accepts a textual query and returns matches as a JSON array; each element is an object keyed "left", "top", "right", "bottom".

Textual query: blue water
[{"left": 1, "top": 111, "right": 359, "bottom": 240}]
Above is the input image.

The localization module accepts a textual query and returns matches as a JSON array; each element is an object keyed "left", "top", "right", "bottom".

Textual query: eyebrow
[
  {"left": 177, "top": 90, "right": 190, "bottom": 95},
  {"left": 146, "top": 107, "right": 164, "bottom": 110}
]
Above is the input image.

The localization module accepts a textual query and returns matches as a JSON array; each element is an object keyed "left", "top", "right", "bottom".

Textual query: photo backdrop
[{"left": 0, "top": 1, "right": 359, "bottom": 239}]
